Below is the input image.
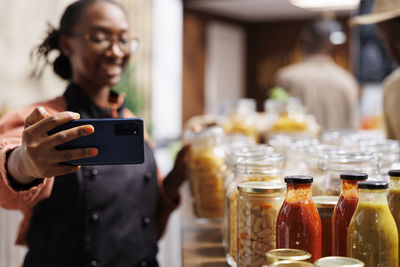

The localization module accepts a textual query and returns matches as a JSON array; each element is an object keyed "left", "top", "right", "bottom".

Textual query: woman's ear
[{"left": 59, "top": 35, "right": 72, "bottom": 56}]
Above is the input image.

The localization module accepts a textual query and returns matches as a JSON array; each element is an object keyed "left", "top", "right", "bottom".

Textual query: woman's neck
[{"left": 73, "top": 80, "right": 112, "bottom": 108}]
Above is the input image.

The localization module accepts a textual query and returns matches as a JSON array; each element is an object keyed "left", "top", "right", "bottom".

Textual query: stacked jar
[
  {"left": 184, "top": 126, "right": 226, "bottom": 219},
  {"left": 228, "top": 153, "right": 284, "bottom": 265},
  {"left": 236, "top": 181, "right": 285, "bottom": 267},
  {"left": 223, "top": 144, "right": 275, "bottom": 260}
]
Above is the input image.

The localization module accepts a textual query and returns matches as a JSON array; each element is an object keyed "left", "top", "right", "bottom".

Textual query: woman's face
[{"left": 66, "top": 1, "right": 131, "bottom": 88}]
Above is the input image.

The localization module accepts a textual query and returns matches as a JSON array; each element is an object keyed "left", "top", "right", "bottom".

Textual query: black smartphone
[{"left": 47, "top": 118, "right": 145, "bottom": 166}]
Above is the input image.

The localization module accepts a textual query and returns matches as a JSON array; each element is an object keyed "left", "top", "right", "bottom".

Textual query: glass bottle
[
  {"left": 332, "top": 172, "right": 368, "bottom": 257},
  {"left": 387, "top": 170, "right": 400, "bottom": 244},
  {"left": 236, "top": 181, "right": 285, "bottom": 267},
  {"left": 313, "top": 196, "right": 338, "bottom": 257},
  {"left": 276, "top": 176, "right": 322, "bottom": 262},
  {"left": 227, "top": 153, "right": 284, "bottom": 265},
  {"left": 183, "top": 126, "right": 226, "bottom": 219},
  {"left": 348, "top": 181, "right": 398, "bottom": 266}
]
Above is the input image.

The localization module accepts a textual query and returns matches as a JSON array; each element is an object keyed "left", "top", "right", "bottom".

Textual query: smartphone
[{"left": 47, "top": 118, "right": 145, "bottom": 166}]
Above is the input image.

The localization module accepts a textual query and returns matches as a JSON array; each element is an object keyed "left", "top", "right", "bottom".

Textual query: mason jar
[
  {"left": 221, "top": 98, "right": 258, "bottom": 142},
  {"left": 265, "top": 248, "right": 312, "bottom": 263},
  {"left": 227, "top": 154, "right": 284, "bottom": 266},
  {"left": 319, "top": 152, "right": 379, "bottom": 196},
  {"left": 237, "top": 181, "right": 285, "bottom": 267},
  {"left": 184, "top": 126, "right": 226, "bottom": 219}
]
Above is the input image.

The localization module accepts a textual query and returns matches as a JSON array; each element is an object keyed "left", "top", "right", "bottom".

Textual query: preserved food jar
[
  {"left": 222, "top": 98, "right": 258, "bottom": 141},
  {"left": 387, "top": 170, "right": 400, "bottom": 245},
  {"left": 332, "top": 172, "right": 368, "bottom": 257},
  {"left": 348, "top": 181, "right": 398, "bottom": 266},
  {"left": 227, "top": 154, "right": 284, "bottom": 265},
  {"left": 314, "top": 256, "right": 364, "bottom": 267},
  {"left": 319, "top": 152, "right": 378, "bottom": 196},
  {"left": 184, "top": 126, "right": 225, "bottom": 219},
  {"left": 313, "top": 196, "right": 338, "bottom": 257},
  {"left": 237, "top": 181, "right": 285, "bottom": 267},
  {"left": 266, "top": 248, "right": 312, "bottom": 263},
  {"left": 276, "top": 176, "right": 321, "bottom": 262}
]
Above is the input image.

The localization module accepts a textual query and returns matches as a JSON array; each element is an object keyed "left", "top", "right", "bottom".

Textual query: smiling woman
[{"left": 0, "top": 1, "right": 188, "bottom": 267}]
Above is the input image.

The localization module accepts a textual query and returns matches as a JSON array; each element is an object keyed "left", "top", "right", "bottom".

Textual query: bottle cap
[
  {"left": 340, "top": 172, "right": 368, "bottom": 180},
  {"left": 284, "top": 175, "right": 313, "bottom": 184},
  {"left": 358, "top": 181, "right": 388, "bottom": 190}
]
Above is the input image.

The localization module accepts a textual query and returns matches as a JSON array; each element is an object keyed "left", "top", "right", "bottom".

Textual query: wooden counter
[{"left": 181, "top": 183, "right": 230, "bottom": 267}]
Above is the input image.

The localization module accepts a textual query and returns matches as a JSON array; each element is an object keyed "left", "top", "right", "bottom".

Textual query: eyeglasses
[{"left": 77, "top": 32, "right": 140, "bottom": 55}]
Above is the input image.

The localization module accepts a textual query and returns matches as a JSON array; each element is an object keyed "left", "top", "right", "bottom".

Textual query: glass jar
[
  {"left": 304, "top": 144, "right": 344, "bottom": 196},
  {"left": 237, "top": 181, "right": 285, "bottom": 267},
  {"left": 348, "top": 181, "right": 398, "bottom": 266},
  {"left": 358, "top": 139, "right": 400, "bottom": 180},
  {"left": 284, "top": 138, "right": 319, "bottom": 177},
  {"left": 265, "top": 97, "right": 308, "bottom": 135},
  {"left": 276, "top": 176, "right": 321, "bottom": 262},
  {"left": 266, "top": 248, "right": 312, "bottom": 263},
  {"left": 319, "top": 152, "right": 378, "bottom": 196},
  {"left": 312, "top": 196, "right": 338, "bottom": 257},
  {"left": 387, "top": 170, "right": 400, "bottom": 240},
  {"left": 314, "top": 256, "right": 364, "bottom": 267},
  {"left": 223, "top": 144, "right": 275, "bottom": 259},
  {"left": 266, "top": 260, "right": 315, "bottom": 266},
  {"left": 332, "top": 173, "right": 368, "bottom": 257},
  {"left": 184, "top": 126, "right": 226, "bottom": 219},
  {"left": 221, "top": 98, "right": 258, "bottom": 142},
  {"left": 227, "top": 154, "right": 284, "bottom": 265}
]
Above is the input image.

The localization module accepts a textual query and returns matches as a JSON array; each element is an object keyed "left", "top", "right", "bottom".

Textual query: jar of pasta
[
  {"left": 222, "top": 98, "right": 258, "bottom": 142},
  {"left": 237, "top": 181, "right": 285, "bottom": 267},
  {"left": 184, "top": 126, "right": 226, "bottom": 219},
  {"left": 319, "top": 152, "right": 378, "bottom": 196},
  {"left": 228, "top": 154, "right": 284, "bottom": 265}
]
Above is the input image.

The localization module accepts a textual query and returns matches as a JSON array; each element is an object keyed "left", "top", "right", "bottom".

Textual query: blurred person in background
[
  {"left": 0, "top": 0, "right": 187, "bottom": 266},
  {"left": 275, "top": 19, "right": 360, "bottom": 130},
  {"left": 351, "top": 0, "right": 400, "bottom": 141}
]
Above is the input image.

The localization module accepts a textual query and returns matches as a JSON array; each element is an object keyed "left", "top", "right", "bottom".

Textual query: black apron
[{"left": 23, "top": 84, "right": 159, "bottom": 267}]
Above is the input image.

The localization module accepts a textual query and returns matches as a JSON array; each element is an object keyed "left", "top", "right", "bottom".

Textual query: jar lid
[
  {"left": 238, "top": 181, "right": 286, "bottom": 194},
  {"left": 266, "top": 248, "right": 312, "bottom": 261},
  {"left": 284, "top": 175, "right": 313, "bottom": 184},
  {"left": 358, "top": 181, "right": 388, "bottom": 190},
  {"left": 267, "top": 260, "right": 315, "bottom": 267},
  {"left": 389, "top": 169, "right": 400, "bottom": 177},
  {"left": 340, "top": 172, "right": 368, "bottom": 180},
  {"left": 313, "top": 196, "right": 338, "bottom": 208},
  {"left": 314, "top": 256, "right": 364, "bottom": 267}
]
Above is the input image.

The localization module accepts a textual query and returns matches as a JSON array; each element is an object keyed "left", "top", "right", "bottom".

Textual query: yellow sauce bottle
[{"left": 347, "top": 181, "right": 398, "bottom": 266}]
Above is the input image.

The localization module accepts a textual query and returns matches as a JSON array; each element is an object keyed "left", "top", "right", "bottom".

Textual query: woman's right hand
[{"left": 7, "top": 107, "right": 98, "bottom": 184}]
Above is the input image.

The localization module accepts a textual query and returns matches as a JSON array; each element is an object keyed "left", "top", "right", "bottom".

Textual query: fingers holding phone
[{"left": 6, "top": 108, "right": 97, "bottom": 184}]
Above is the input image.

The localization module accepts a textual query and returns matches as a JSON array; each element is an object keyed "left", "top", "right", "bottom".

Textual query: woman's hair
[{"left": 31, "top": 0, "right": 123, "bottom": 80}]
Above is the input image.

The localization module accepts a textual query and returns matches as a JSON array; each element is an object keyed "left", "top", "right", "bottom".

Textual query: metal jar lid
[
  {"left": 266, "top": 248, "right": 312, "bottom": 262},
  {"left": 314, "top": 256, "right": 364, "bottom": 267},
  {"left": 313, "top": 196, "right": 339, "bottom": 209},
  {"left": 238, "top": 181, "right": 286, "bottom": 194},
  {"left": 266, "top": 260, "right": 315, "bottom": 266}
]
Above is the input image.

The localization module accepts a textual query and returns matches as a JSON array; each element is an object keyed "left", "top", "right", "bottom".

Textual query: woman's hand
[
  {"left": 7, "top": 107, "right": 98, "bottom": 184},
  {"left": 163, "top": 144, "right": 190, "bottom": 201}
]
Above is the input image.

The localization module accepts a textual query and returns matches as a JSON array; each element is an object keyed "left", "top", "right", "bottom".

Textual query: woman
[{"left": 0, "top": 1, "right": 186, "bottom": 266}]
